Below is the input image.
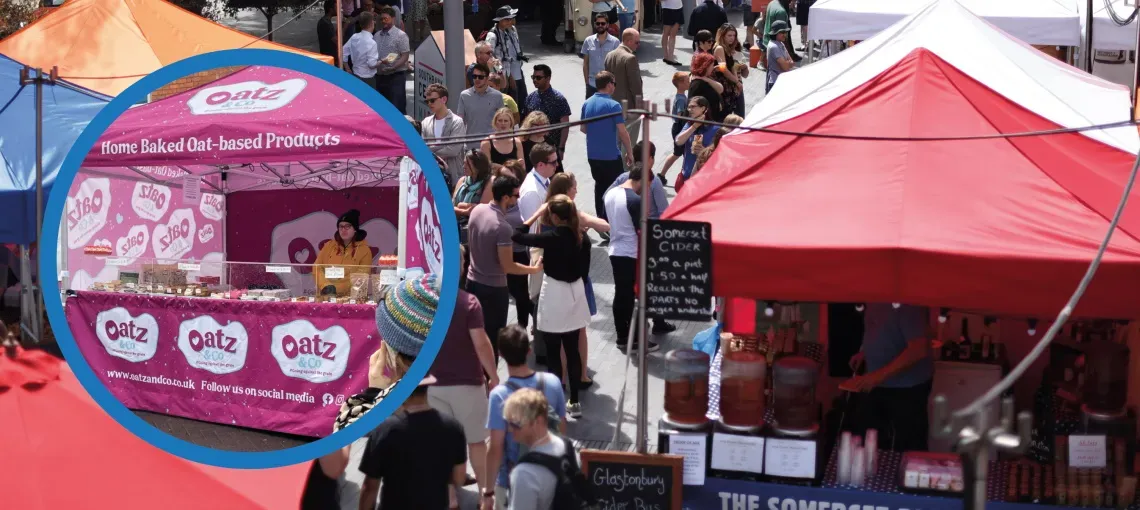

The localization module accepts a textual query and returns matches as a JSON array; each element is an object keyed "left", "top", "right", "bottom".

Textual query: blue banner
[{"left": 683, "top": 477, "right": 1088, "bottom": 510}]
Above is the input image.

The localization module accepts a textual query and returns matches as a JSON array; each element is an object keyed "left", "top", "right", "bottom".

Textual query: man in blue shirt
[
  {"left": 580, "top": 13, "right": 621, "bottom": 99},
  {"left": 845, "top": 303, "right": 934, "bottom": 451},
  {"left": 484, "top": 324, "right": 567, "bottom": 510},
  {"left": 580, "top": 71, "right": 633, "bottom": 226}
]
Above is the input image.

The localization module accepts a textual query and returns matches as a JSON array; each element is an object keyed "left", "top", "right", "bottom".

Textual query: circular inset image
[{"left": 40, "top": 49, "right": 460, "bottom": 468}]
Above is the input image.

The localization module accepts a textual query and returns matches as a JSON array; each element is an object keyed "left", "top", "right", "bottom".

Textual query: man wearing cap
[
  {"left": 765, "top": 20, "right": 794, "bottom": 93},
  {"left": 486, "top": 6, "right": 528, "bottom": 105}
]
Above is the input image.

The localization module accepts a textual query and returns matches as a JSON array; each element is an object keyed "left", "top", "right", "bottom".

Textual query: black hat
[
  {"left": 493, "top": 5, "right": 518, "bottom": 22},
  {"left": 338, "top": 209, "right": 361, "bottom": 229}
]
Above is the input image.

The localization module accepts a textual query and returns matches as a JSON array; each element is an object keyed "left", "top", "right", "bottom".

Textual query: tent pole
[
  {"left": 443, "top": 0, "right": 466, "bottom": 112},
  {"left": 635, "top": 98, "right": 652, "bottom": 455},
  {"left": 337, "top": 4, "right": 344, "bottom": 70},
  {"left": 1084, "top": 0, "right": 1095, "bottom": 72},
  {"left": 32, "top": 67, "right": 46, "bottom": 344},
  {"left": 221, "top": 171, "right": 228, "bottom": 289},
  {"left": 397, "top": 158, "right": 410, "bottom": 278},
  {"left": 1133, "top": 3, "right": 1140, "bottom": 118}
]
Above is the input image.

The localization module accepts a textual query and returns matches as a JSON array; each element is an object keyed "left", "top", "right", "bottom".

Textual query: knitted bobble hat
[{"left": 375, "top": 274, "right": 440, "bottom": 357}]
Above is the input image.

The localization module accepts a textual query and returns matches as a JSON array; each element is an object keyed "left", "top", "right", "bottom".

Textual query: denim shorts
[{"left": 618, "top": 13, "right": 635, "bottom": 29}]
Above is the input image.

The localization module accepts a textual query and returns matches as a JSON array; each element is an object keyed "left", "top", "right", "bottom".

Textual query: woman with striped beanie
[{"left": 306, "top": 273, "right": 442, "bottom": 508}]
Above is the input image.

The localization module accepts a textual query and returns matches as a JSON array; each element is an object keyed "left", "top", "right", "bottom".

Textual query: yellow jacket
[{"left": 313, "top": 233, "right": 373, "bottom": 297}]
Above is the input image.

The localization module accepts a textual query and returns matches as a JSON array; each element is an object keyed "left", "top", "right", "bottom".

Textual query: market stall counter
[
  {"left": 674, "top": 323, "right": 1140, "bottom": 510},
  {"left": 63, "top": 259, "right": 400, "bottom": 438}
]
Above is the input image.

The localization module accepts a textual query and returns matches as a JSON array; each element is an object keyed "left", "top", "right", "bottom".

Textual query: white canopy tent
[
  {"left": 752, "top": 0, "right": 1138, "bottom": 155},
  {"left": 808, "top": 0, "right": 1082, "bottom": 47}
]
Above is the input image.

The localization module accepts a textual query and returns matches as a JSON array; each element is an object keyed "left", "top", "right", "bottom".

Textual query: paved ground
[{"left": 133, "top": 7, "right": 804, "bottom": 507}]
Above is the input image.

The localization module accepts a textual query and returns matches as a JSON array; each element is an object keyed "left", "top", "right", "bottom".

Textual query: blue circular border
[{"left": 39, "top": 49, "right": 460, "bottom": 469}]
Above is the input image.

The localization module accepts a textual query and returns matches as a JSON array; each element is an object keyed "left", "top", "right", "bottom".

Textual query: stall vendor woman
[{"left": 314, "top": 209, "right": 374, "bottom": 296}]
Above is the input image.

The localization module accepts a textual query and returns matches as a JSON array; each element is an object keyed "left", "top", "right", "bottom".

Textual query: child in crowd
[{"left": 658, "top": 71, "right": 690, "bottom": 185}]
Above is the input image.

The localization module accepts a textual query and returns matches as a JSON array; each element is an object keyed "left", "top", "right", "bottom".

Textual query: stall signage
[
  {"left": 177, "top": 262, "right": 201, "bottom": 272},
  {"left": 580, "top": 450, "right": 683, "bottom": 510},
  {"left": 266, "top": 265, "right": 292, "bottom": 274},
  {"left": 270, "top": 319, "right": 352, "bottom": 383},
  {"left": 711, "top": 433, "right": 765, "bottom": 474},
  {"left": 379, "top": 270, "right": 400, "bottom": 286},
  {"left": 324, "top": 266, "right": 345, "bottom": 279},
  {"left": 182, "top": 175, "right": 201, "bottom": 203},
  {"left": 1068, "top": 435, "right": 1107, "bottom": 468},
  {"left": 685, "top": 477, "right": 972, "bottom": 510},
  {"left": 645, "top": 220, "right": 712, "bottom": 321},
  {"left": 177, "top": 315, "right": 249, "bottom": 375},
  {"left": 132, "top": 181, "right": 171, "bottom": 221},
  {"left": 764, "top": 438, "right": 816, "bottom": 479},
  {"left": 67, "top": 177, "right": 112, "bottom": 249},
  {"left": 187, "top": 78, "right": 307, "bottom": 116},
  {"left": 95, "top": 307, "right": 160, "bottom": 362}
]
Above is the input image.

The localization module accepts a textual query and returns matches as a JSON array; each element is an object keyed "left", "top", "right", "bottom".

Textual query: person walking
[
  {"left": 458, "top": 63, "right": 506, "bottom": 150},
  {"left": 688, "top": 0, "right": 728, "bottom": 50},
  {"left": 482, "top": 108, "right": 524, "bottom": 165},
  {"left": 511, "top": 196, "right": 592, "bottom": 418},
  {"left": 604, "top": 29, "right": 644, "bottom": 148},
  {"left": 373, "top": 5, "right": 411, "bottom": 114},
  {"left": 580, "top": 71, "right": 633, "bottom": 229},
  {"left": 483, "top": 325, "right": 568, "bottom": 510},
  {"left": 466, "top": 175, "right": 544, "bottom": 361},
  {"left": 522, "top": 65, "right": 572, "bottom": 170},
  {"left": 518, "top": 111, "right": 552, "bottom": 172},
  {"left": 659, "top": 71, "right": 689, "bottom": 182},
  {"left": 603, "top": 163, "right": 660, "bottom": 354},
  {"left": 660, "top": 0, "right": 684, "bottom": 65},
  {"left": 342, "top": 11, "right": 380, "bottom": 88},
  {"left": 765, "top": 20, "right": 794, "bottom": 93},
  {"left": 502, "top": 388, "right": 583, "bottom": 510},
  {"left": 421, "top": 84, "right": 467, "bottom": 189},
  {"left": 429, "top": 245, "right": 499, "bottom": 507},
  {"left": 486, "top": 6, "right": 528, "bottom": 105},
  {"left": 580, "top": 13, "right": 621, "bottom": 99},
  {"left": 540, "top": 173, "right": 608, "bottom": 389},
  {"left": 674, "top": 96, "right": 720, "bottom": 191},
  {"left": 454, "top": 150, "right": 495, "bottom": 244}
]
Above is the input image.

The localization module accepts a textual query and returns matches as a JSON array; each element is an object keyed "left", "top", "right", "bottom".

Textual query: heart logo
[{"left": 293, "top": 248, "right": 310, "bottom": 263}]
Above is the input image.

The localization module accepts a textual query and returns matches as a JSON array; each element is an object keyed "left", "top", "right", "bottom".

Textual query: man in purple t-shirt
[
  {"left": 429, "top": 245, "right": 502, "bottom": 506},
  {"left": 465, "top": 174, "right": 543, "bottom": 361}
]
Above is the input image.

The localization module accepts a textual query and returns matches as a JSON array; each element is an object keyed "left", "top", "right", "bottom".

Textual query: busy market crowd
[{"left": 307, "top": 0, "right": 807, "bottom": 509}]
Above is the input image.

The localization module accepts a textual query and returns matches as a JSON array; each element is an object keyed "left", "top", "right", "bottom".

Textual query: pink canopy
[{"left": 82, "top": 66, "right": 409, "bottom": 192}]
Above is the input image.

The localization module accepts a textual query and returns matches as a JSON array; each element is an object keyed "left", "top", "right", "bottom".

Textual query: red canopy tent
[
  {"left": 665, "top": 0, "right": 1140, "bottom": 319},
  {"left": 0, "top": 346, "right": 310, "bottom": 509}
]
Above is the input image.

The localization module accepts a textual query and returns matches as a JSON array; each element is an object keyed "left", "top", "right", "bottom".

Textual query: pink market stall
[{"left": 62, "top": 65, "right": 443, "bottom": 437}]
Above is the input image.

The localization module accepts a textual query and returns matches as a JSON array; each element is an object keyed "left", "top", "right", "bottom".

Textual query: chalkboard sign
[
  {"left": 645, "top": 219, "right": 713, "bottom": 321},
  {"left": 579, "top": 450, "right": 683, "bottom": 510}
]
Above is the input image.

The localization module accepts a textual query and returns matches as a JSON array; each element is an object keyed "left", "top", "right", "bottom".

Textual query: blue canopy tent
[{"left": 0, "top": 53, "right": 110, "bottom": 342}]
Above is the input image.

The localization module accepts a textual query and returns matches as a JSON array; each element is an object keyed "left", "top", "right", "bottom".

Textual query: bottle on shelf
[{"left": 958, "top": 317, "right": 972, "bottom": 361}]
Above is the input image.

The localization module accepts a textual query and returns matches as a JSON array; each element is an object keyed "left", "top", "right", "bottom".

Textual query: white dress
[{"left": 537, "top": 276, "right": 591, "bottom": 334}]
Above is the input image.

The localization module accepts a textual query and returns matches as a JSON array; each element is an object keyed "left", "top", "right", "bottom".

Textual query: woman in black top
[
  {"left": 688, "top": 52, "right": 726, "bottom": 123},
  {"left": 518, "top": 111, "right": 551, "bottom": 171},
  {"left": 511, "top": 195, "right": 591, "bottom": 416},
  {"left": 481, "top": 107, "right": 523, "bottom": 165}
]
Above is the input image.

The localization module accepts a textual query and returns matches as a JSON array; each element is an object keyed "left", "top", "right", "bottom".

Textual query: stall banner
[
  {"left": 66, "top": 291, "right": 376, "bottom": 437},
  {"left": 66, "top": 175, "right": 224, "bottom": 292},
  {"left": 403, "top": 158, "right": 442, "bottom": 279},
  {"left": 225, "top": 187, "right": 399, "bottom": 293},
  {"left": 684, "top": 477, "right": 1083, "bottom": 510}
]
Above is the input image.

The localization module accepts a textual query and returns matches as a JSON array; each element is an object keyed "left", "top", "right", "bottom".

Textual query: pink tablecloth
[{"left": 65, "top": 291, "right": 378, "bottom": 437}]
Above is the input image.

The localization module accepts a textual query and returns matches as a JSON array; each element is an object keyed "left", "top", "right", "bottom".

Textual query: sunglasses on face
[
  {"left": 425, "top": 96, "right": 440, "bottom": 104},
  {"left": 531, "top": 75, "right": 548, "bottom": 81},
  {"left": 594, "top": 21, "right": 607, "bottom": 26},
  {"left": 472, "top": 74, "right": 487, "bottom": 80},
  {"left": 544, "top": 158, "right": 558, "bottom": 165}
]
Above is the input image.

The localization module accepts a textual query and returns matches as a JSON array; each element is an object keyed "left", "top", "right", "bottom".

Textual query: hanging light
[
  {"left": 1027, "top": 319, "right": 1038, "bottom": 336},
  {"left": 938, "top": 308, "right": 950, "bottom": 324},
  {"left": 855, "top": 303, "right": 865, "bottom": 312},
  {"left": 892, "top": 302, "right": 901, "bottom": 309},
  {"left": 763, "top": 301, "right": 774, "bottom": 317}
]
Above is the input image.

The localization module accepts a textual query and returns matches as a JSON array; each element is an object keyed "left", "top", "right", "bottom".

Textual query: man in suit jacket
[
  {"left": 420, "top": 83, "right": 467, "bottom": 191},
  {"left": 604, "top": 28, "right": 644, "bottom": 149}
]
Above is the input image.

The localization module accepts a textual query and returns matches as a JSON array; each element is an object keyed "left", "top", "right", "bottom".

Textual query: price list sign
[{"left": 645, "top": 220, "right": 713, "bottom": 321}]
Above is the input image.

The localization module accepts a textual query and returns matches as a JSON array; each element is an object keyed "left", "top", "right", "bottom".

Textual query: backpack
[
  {"left": 506, "top": 373, "right": 562, "bottom": 436},
  {"left": 517, "top": 436, "right": 602, "bottom": 510}
]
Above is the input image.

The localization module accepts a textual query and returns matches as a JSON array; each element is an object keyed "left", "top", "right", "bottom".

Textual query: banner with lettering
[
  {"left": 65, "top": 175, "right": 224, "bottom": 291},
  {"left": 402, "top": 158, "right": 442, "bottom": 279},
  {"left": 65, "top": 290, "right": 375, "bottom": 437},
  {"left": 683, "top": 477, "right": 1083, "bottom": 510}
]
